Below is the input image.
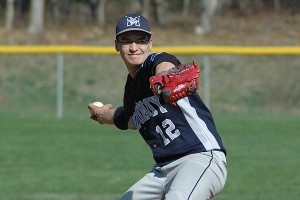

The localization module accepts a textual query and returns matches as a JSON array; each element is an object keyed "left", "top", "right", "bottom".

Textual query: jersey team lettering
[
  {"left": 132, "top": 95, "right": 181, "bottom": 147},
  {"left": 132, "top": 95, "right": 167, "bottom": 129}
]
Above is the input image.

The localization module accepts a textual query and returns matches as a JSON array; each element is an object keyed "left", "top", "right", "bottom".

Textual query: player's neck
[{"left": 127, "top": 65, "right": 140, "bottom": 79}]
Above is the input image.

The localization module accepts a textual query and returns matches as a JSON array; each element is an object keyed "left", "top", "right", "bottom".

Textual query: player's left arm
[
  {"left": 155, "top": 61, "right": 175, "bottom": 75},
  {"left": 152, "top": 61, "right": 175, "bottom": 95}
]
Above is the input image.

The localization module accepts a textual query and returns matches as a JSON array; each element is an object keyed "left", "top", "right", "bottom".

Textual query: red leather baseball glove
[{"left": 149, "top": 61, "right": 200, "bottom": 106}]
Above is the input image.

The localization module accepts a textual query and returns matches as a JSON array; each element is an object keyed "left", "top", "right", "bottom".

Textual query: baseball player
[{"left": 88, "top": 14, "right": 227, "bottom": 200}]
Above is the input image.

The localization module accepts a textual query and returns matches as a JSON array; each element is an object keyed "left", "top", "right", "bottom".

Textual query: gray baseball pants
[{"left": 120, "top": 150, "right": 227, "bottom": 200}]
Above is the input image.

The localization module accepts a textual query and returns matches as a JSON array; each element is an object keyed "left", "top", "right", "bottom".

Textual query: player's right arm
[{"left": 88, "top": 103, "right": 136, "bottom": 129}]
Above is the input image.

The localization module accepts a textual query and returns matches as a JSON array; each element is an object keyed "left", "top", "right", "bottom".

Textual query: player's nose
[{"left": 129, "top": 42, "right": 139, "bottom": 51}]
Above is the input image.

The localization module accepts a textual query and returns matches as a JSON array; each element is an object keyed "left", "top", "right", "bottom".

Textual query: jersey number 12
[{"left": 156, "top": 119, "right": 181, "bottom": 146}]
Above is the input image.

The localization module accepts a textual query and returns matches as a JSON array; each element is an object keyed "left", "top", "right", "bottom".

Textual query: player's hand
[
  {"left": 88, "top": 103, "right": 113, "bottom": 124},
  {"left": 152, "top": 83, "right": 162, "bottom": 95}
]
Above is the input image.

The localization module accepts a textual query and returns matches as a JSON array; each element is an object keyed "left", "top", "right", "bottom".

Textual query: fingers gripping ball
[
  {"left": 149, "top": 61, "right": 200, "bottom": 106},
  {"left": 89, "top": 101, "right": 104, "bottom": 114}
]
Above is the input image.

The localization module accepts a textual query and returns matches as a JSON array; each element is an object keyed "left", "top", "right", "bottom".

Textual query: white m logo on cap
[{"left": 127, "top": 17, "right": 140, "bottom": 27}]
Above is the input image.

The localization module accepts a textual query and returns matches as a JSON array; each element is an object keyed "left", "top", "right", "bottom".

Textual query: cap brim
[{"left": 116, "top": 28, "right": 152, "bottom": 36}]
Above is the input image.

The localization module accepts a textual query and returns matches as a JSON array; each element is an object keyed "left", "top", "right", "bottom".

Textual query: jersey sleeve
[
  {"left": 113, "top": 75, "right": 135, "bottom": 130},
  {"left": 146, "top": 52, "right": 181, "bottom": 75},
  {"left": 113, "top": 106, "right": 129, "bottom": 130}
]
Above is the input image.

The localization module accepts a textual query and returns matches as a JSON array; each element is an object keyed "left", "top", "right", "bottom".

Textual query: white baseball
[
  {"left": 89, "top": 101, "right": 104, "bottom": 114},
  {"left": 92, "top": 101, "right": 104, "bottom": 107}
]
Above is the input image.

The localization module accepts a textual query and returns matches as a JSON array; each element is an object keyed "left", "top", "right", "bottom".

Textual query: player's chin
[{"left": 128, "top": 58, "right": 144, "bottom": 66}]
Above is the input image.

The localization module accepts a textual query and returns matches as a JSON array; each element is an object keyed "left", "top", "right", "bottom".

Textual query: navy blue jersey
[{"left": 114, "top": 52, "right": 226, "bottom": 166}]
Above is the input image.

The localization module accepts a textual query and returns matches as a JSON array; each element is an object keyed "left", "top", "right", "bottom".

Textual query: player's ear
[{"left": 115, "top": 40, "right": 120, "bottom": 52}]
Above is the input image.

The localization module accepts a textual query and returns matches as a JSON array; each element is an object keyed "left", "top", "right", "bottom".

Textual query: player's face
[{"left": 115, "top": 31, "right": 152, "bottom": 70}]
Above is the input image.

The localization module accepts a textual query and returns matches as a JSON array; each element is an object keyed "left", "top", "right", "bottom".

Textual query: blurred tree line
[{"left": 0, "top": 0, "right": 299, "bottom": 35}]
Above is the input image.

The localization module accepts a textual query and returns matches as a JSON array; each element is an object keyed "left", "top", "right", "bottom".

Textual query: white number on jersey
[{"left": 156, "top": 119, "right": 181, "bottom": 146}]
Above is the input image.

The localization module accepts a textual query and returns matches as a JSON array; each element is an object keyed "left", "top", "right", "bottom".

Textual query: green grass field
[{"left": 1, "top": 112, "right": 299, "bottom": 200}]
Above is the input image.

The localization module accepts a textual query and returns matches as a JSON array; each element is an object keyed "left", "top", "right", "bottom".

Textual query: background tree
[
  {"left": 195, "top": 0, "right": 219, "bottom": 35},
  {"left": 1, "top": 0, "right": 299, "bottom": 34},
  {"left": 96, "top": 0, "right": 107, "bottom": 26},
  {"left": 5, "top": 0, "right": 14, "bottom": 29},
  {"left": 27, "top": 0, "right": 45, "bottom": 35}
]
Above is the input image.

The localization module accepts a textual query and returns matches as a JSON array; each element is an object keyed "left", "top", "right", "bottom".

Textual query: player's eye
[
  {"left": 136, "top": 39, "right": 149, "bottom": 45},
  {"left": 118, "top": 39, "right": 149, "bottom": 45},
  {"left": 118, "top": 40, "right": 132, "bottom": 45}
]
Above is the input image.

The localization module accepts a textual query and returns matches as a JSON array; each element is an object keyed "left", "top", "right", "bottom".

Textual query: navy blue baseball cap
[{"left": 115, "top": 14, "right": 152, "bottom": 37}]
